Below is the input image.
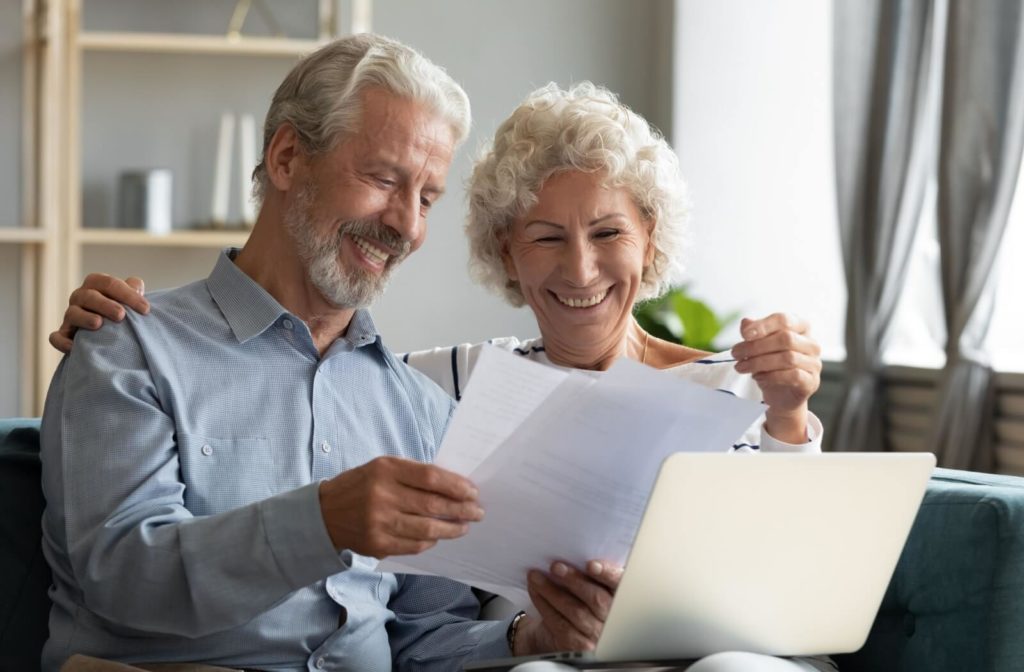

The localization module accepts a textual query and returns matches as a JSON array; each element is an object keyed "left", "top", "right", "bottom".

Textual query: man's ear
[{"left": 265, "top": 124, "right": 306, "bottom": 192}]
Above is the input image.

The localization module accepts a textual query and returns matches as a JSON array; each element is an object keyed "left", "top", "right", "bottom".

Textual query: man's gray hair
[
  {"left": 252, "top": 33, "right": 471, "bottom": 202},
  {"left": 465, "top": 82, "right": 690, "bottom": 307}
]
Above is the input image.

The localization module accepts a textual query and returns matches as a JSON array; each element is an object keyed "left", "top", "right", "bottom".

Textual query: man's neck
[{"left": 234, "top": 213, "right": 355, "bottom": 356}]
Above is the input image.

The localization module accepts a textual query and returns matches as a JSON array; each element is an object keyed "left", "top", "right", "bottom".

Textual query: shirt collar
[
  {"left": 343, "top": 307, "right": 382, "bottom": 349},
  {"left": 207, "top": 249, "right": 287, "bottom": 344},
  {"left": 207, "top": 248, "right": 382, "bottom": 350}
]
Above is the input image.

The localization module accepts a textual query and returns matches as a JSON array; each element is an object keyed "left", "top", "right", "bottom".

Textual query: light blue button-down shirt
[{"left": 40, "top": 250, "right": 511, "bottom": 672}]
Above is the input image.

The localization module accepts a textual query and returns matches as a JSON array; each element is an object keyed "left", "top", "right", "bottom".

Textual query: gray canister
[{"left": 118, "top": 169, "right": 173, "bottom": 234}]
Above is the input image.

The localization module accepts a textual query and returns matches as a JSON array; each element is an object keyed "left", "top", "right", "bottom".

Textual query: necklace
[{"left": 641, "top": 330, "right": 650, "bottom": 365}]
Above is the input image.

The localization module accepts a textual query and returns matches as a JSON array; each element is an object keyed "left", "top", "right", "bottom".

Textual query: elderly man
[{"left": 40, "top": 34, "right": 613, "bottom": 672}]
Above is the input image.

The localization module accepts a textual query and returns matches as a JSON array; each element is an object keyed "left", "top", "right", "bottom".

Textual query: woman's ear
[
  {"left": 643, "top": 218, "right": 657, "bottom": 267},
  {"left": 501, "top": 243, "right": 519, "bottom": 283},
  {"left": 499, "top": 227, "right": 520, "bottom": 282},
  {"left": 265, "top": 123, "right": 306, "bottom": 192}
]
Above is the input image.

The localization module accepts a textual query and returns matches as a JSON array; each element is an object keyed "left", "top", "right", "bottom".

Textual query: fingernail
[
  {"left": 528, "top": 570, "right": 542, "bottom": 585},
  {"left": 588, "top": 560, "right": 603, "bottom": 575},
  {"left": 552, "top": 562, "right": 568, "bottom": 577},
  {"left": 473, "top": 506, "right": 485, "bottom": 520}
]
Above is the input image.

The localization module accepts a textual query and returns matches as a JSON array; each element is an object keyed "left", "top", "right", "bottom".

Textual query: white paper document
[{"left": 379, "top": 346, "right": 764, "bottom": 609}]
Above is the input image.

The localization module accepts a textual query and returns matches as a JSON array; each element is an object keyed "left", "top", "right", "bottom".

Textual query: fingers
[
  {"left": 731, "top": 320, "right": 821, "bottom": 362},
  {"left": 318, "top": 457, "right": 482, "bottom": 558},
  {"left": 391, "top": 459, "right": 480, "bottom": 502},
  {"left": 584, "top": 560, "right": 624, "bottom": 591},
  {"left": 739, "top": 312, "right": 809, "bottom": 340},
  {"left": 524, "top": 560, "right": 618, "bottom": 651},
  {"left": 528, "top": 571, "right": 600, "bottom": 651},
  {"left": 76, "top": 273, "right": 150, "bottom": 317},
  {"left": 733, "top": 349, "right": 822, "bottom": 376},
  {"left": 390, "top": 513, "right": 471, "bottom": 543},
  {"left": 399, "top": 486, "right": 484, "bottom": 523},
  {"left": 546, "top": 562, "right": 615, "bottom": 621},
  {"left": 67, "top": 289, "right": 125, "bottom": 323},
  {"left": 65, "top": 305, "right": 105, "bottom": 330},
  {"left": 125, "top": 276, "right": 146, "bottom": 298},
  {"left": 48, "top": 330, "right": 73, "bottom": 355},
  {"left": 752, "top": 368, "right": 819, "bottom": 391}
]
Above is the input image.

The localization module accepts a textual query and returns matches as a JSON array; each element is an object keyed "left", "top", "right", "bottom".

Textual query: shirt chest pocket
[{"left": 177, "top": 433, "right": 278, "bottom": 515}]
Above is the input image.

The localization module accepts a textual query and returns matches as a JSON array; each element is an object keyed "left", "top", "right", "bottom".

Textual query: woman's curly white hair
[{"left": 465, "top": 82, "right": 691, "bottom": 307}]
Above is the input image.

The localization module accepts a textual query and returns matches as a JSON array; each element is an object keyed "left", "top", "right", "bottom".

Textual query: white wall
[
  {"left": 0, "top": 0, "right": 673, "bottom": 415},
  {"left": 672, "top": 0, "right": 845, "bottom": 356}
]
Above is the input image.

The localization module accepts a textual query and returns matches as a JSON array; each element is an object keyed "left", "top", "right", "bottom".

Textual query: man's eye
[
  {"left": 375, "top": 177, "right": 396, "bottom": 187},
  {"left": 420, "top": 196, "right": 434, "bottom": 209}
]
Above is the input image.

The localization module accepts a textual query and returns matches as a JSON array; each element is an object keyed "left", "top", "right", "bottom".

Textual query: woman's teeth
[
  {"left": 556, "top": 290, "right": 608, "bottom": 308},
  {"left": 353, "top": 235, "right": 389, "bottom": 265}
]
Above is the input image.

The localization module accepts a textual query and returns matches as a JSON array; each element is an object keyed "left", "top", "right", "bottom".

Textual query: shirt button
[
  {"left": 321, "top": 441, "right": 331, "bottom": 453},
  {"left": 315, "top": 657, "right": 326, "bottom": 669},
  {"left": 201, "top": 444, "right": 213, "bottom": 456},
  {"left": 282, "top": 318, "right": 294, "bottom": 330}
]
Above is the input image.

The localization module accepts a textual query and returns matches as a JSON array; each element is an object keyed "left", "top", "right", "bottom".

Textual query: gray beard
[{"left": 284, "top": 182, "right": 410, "bottom": 309}]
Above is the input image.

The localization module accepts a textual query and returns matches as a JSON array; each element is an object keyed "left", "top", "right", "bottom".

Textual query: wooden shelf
[
  {"left": 75, "top": 228, "right": 250, "bottom": 248},
  {"left": 0, "top": 228, "right": 49, "bottom": 244},
  {"left": 78, "top": 31, "right": 326, "bottom": 57}
]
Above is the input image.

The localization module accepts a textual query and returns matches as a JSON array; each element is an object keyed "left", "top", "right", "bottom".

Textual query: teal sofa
[{"left": 3, "top": 417, "right": 1024, "bottom": 670}]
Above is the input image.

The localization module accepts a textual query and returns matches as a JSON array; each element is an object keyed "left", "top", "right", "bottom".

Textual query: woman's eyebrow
[
  {"left": 523, "top": 213, "right": 628, "bottom": 229},
  {"left": 523, "top": 220, "right": 565, "bottom": 230}
]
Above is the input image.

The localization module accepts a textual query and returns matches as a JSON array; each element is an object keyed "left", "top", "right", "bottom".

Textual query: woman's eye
[
  {"left": 595, "top": 229, "right": 620, "bottom": 239},
  {"left": 535, "top": 236, "right": 562, "bottom": 243}
]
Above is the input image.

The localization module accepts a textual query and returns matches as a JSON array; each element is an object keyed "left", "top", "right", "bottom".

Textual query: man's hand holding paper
[{"left": 318, "top": 456, "right": 484, "bottom": 557}]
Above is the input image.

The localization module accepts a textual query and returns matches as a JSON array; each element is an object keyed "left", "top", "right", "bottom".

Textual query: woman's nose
[{"left": 561, "top": 241, "right": 599, "bottom": 287}]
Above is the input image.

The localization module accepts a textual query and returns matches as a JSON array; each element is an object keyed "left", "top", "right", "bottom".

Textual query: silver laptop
[{"left": 466, "top": 452, "right": 935, "bottom": 670}]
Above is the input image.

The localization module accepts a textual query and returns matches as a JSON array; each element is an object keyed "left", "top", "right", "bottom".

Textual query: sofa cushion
[
  {"left": 0, "top": 418, "right": 49, "bottom": 671},
  {"left": 835, "top": 467, "right": 1024, "bottom": 672}
]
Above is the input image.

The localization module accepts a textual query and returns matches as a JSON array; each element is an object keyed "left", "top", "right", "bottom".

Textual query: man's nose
[
  {"left": 380, "top": 191, "right": 423, "bottom": 247},
  {"left": 561, "top": 239, "right": 599, "bottom": 287}
]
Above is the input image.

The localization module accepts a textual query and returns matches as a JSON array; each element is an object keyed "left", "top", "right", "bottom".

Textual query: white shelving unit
[{"left": 18, "top": 0, "right": 371, "bottom": 414}]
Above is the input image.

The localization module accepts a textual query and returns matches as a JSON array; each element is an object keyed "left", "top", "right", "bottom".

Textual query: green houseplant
[{"left": 633, "top": 286, "right": 738, "bottom": 352}]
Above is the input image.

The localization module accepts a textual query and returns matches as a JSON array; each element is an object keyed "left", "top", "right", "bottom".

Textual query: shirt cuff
[
  {"left": 470, "top": 616, "right": 518, "bottom": 660},
  {"left": 759, "top": 412, "right": 824, "bottom": 453},
  {"left": 259, "top": 481, "right": 348, "bottom": 589}
]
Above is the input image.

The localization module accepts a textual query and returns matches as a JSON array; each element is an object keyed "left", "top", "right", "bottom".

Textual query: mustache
[{"left": 336, "top": 218, "right": 410, "bottom": 257}]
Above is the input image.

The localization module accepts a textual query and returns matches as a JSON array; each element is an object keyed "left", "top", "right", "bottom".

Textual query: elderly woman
[{"left": 52, "top": 83, "right": 829, "bottom": 671}]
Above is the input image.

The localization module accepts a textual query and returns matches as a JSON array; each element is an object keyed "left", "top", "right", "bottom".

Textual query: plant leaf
[{"left": 671, "top": 293, "right": 722, "bottom": 351}]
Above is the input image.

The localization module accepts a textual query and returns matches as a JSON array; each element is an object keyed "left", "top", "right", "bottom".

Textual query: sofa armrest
[
  {"left": 0, "top": 418, "right": 50, "bottom": 670},
  {"left": 835, "top": 468, "right": 1024, "bottom": 672}
]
